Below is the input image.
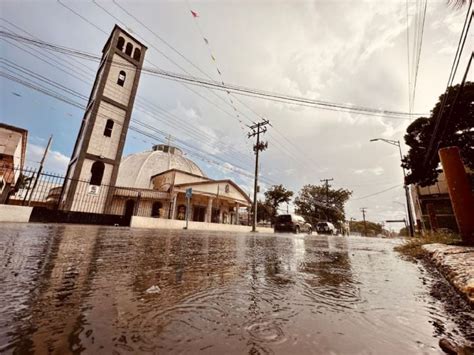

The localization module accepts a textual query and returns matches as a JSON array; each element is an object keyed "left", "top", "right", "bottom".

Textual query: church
[
  {"left": 111, "top": 143, "right": 251, "bottom": 224},
  {"left": 58, "top": 25, "right": 251, "bottom": 225}
]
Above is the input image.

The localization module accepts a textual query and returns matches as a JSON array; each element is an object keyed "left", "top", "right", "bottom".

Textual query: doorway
[
  {"left": 124, "top": 199, "right": 135, "bottom": 218},
  {"left": 193, "top": 205, "right": 206, "bottom": 222}
]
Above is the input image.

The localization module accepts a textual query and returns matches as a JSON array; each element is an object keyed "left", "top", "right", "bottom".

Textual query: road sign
[{"left": 186, "top": 188, "right": 192, "bottom": 199}]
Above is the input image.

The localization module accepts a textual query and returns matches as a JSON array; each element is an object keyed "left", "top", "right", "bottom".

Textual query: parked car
[
  {"left": 316, "top": 222, "right": 337, "bottom": 235},
  {"left": 274, "top": 214, "right": 313, "bottom": 234}
]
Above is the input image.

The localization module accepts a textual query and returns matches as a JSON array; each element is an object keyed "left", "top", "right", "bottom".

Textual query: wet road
[{"left": 1, "top": 224, "right": 472, "bottom": 354}]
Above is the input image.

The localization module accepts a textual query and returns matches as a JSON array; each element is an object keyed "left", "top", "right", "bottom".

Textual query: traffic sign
[{"left": 186, "top": 188, "right": 192, "bottom": 199}]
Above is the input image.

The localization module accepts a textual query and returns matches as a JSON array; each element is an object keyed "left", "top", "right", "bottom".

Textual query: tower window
[
  {"left": 117, "top": 36, "right": 125, "bottom": 51},
  {"left": 133, "top": 48, "right": 141, "bottom": 61},
  {"left": 117, "top": 71, "right": 126, "bottom": 86},
  {"left": 125, "top": 43, "right": 133, "bottom": 56},
  {"left": 103, "top": 119, "right": 114, "bottom": 137},
  {"left": 90, "top": 161, "right": 105, "bottom": 186}
]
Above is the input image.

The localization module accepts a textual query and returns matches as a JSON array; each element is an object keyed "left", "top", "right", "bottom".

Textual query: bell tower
[{"left": 60, "top": 25, "right": 147, "bottom": 212}]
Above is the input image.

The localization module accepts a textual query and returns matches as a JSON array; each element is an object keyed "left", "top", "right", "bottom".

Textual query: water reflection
[{"left": 1, "top": 225, "right": 472, "bottom": 354}]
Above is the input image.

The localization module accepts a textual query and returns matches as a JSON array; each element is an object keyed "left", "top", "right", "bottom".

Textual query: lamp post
[{"left": 370, "top": 138, "right": 415, "bottom": 237}]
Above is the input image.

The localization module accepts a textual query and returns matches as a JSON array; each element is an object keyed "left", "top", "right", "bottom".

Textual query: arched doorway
[{"left": 124, "top": 199, "right": 135, "bottom": 218}]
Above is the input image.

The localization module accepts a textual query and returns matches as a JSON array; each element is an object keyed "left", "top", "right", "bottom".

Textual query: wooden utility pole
[
  {"left": 360, "top": 207, "right": 367, "bottom": 236},
  {"left": 320, "top": 178, "right": 334, "bottom": 205},
  {"left": 248, "top": 119, "right": 270, "bottom": 232},
  {"left": 27, "top": 135, "right": 52, "bottom": 206}
]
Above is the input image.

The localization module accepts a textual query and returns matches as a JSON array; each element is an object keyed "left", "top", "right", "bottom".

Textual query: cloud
[
  {"left": 1, "top": 0, "right": 466, "bottom": 224},
  {"left": 26, "top": 143, "right": 69, "bottom": 174}
]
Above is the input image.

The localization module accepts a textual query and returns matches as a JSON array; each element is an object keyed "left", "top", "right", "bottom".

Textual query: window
[
  {"left": 103, "top": 119, "right": 114, "bottom": 137},
  {"left": 117, "top": 71, "right": 126, "bottom": 86},
  {"left": 90, "top": 161, "right": 105, "bottom": 186},
  {"left": 133, "top": 48, "right": 141, "bottom": 61},
  {"left": 125, "top": 43, "right": 133, "bottom": 56},
  {"left": 117, "top": 36, "right": 125, "bottom": 51}
]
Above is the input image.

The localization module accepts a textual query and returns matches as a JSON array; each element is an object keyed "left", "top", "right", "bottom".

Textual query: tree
[
  {"left": 254, "top": 200, "right": 272, "bottom": 223},
  {"left": 264, "top": 184, "right": 293, "bottom": 221},
  {"left": 399, "top": 227, "right": 409, "bottom": 236},
  {"left": 349, "top": 220, "right": 383, "bottom": 236},
  {"left": 402, "top": 82, "right": 473, "bottom": 186},
  {"left": 294, "top": 184, "right": 352, "bottom": 228}
]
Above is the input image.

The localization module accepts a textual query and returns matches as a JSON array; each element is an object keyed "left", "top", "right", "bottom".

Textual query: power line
[
  {"left": 0, "top": 69, "right": 278, "bottom": 184},
  {"left": 0, "top": 24, "right": 415, "bottom": 181},
  {"left": 351, "top": 184, "right": 402, "bottom": 201},
  {"left": 424, "top": 4, "right": 473, "bottom": 167},
  {"left": 0, "top": 22, "right": 255, "bottom": 168},
  {"left": 411, "top": 0, "right": 428, "bottom": 113},
  {"left": 0, "top": 30, "right": 426, "bottom": 119}
]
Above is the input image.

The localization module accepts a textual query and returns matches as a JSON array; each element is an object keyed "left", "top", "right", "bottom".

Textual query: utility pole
[
  {"left": 27, "top": 135, "right": 52, "bottom": 206},
  {"left": 320, "top": 178, "right": 334, "bottom": 205},
  {"left": 370, "top": 138, "right": 415, "bottom": 237},
  {"left": 360, "top": 207, "right": 367, "bottom": 237},
  {"left": 248, "top": 119, "right": 270, "bottom": 232}
]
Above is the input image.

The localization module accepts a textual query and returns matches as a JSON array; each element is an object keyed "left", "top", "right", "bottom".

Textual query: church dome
[{"left": 116, "top": 144, "right": 206, "bottom": 189}]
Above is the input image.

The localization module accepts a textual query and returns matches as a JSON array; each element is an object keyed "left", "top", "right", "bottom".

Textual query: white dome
[{"left": 116, "top": 145, "right": 206, "bottom": 189}]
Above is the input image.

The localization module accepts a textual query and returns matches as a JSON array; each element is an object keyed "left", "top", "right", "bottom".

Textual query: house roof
[
  {"left": 174, "top": 179, "right": 252, "bottom": 204},
  {"left": 150, "top": 168, "right": 211, "bottom": 181}
]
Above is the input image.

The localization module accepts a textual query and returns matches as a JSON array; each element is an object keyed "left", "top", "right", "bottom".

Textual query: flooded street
[{"left": 1, "top": 224, "right": 472, "bottom": 354}]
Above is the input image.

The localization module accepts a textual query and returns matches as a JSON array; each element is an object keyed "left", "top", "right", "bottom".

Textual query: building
[
  {"left": 110, "top": 144, "right": 251, "bottom": 224},
  {"left": 0, "top": 123, "right": 28, "bottom": 203},
  {"left": 411, "top": 171, "right": 474, "bottom": 233},
  {"left": 54, "top": 25, "right": 252, "bottom": 225},
  {"left": 60, "top": 25, "right": 147, "bottom": 212}
]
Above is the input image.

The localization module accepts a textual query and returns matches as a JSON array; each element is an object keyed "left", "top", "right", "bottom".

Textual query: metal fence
[{"left": 0, "top": 164, "right": 167, "bottom": 217}]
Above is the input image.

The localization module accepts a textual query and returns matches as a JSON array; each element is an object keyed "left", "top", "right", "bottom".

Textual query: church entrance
[
  {"left": 211, "top": 208, "right": 220, "bottom": 223},
  {"left": 193, "top": 205, "right": 206, "bottom": 222},
  {"left": 124, "top": 199, "right": 135, "bottom": 218}
]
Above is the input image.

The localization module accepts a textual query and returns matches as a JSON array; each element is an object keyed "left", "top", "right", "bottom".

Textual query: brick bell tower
[{"left": 60, "top": 25, "right": 147, "bottom": 212}]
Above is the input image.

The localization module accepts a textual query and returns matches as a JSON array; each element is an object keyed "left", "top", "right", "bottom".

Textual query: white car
[{"left": 316, "top": 222, "right": 337, "bottom": 235}]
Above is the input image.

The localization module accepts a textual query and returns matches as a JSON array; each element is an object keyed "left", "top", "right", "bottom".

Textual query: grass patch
[{"left": 394, "top": 231, "right": 461, "bottom": 260}]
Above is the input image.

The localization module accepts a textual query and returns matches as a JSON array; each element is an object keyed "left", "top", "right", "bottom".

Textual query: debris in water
[{"left": 146, "top": 285, "right": 161, "bottom": 294}]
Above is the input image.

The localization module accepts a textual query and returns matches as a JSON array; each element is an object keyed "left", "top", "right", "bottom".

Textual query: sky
[{"left": 1, "top": 0, "right": 472, "bottom": 229}]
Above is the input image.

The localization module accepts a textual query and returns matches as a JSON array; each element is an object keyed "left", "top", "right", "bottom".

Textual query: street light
[{"left": 370, "top": 138, "right": 415, "bottom": 237}]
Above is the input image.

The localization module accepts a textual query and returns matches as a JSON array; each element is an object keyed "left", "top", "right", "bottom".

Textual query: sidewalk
[{"left": 422, "top": 243, "right": 474, "bottom": 306}]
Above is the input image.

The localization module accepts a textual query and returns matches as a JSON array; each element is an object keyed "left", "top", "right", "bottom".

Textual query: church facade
[
  {"left": 109, "top": 144, "right": 251, "bottom": 225},
  {"left": 58, "top": 25, "right": 251, "bottom": 226}
]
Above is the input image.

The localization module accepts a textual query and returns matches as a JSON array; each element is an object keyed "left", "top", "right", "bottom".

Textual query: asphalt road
[{"left": 1, "top": 223, "right": 472, "bottom": 354}]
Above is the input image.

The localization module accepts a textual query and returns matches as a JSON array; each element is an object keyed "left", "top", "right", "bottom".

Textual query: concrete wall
[
  {"left": 131, "top": 216, "right": 274, "bottom": 233},
  {"left": 103, "top": 54, "right": 137, "bottom": 106},
  {"left": 88, "top": 101, "right": 126, "bottom": 160},
  {"left": 0, "top": 205, "right": 33, "bottom": 223}
]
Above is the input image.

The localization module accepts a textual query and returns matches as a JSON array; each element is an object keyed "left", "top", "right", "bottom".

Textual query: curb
[{"left": 422, "top": 243, "right": 474, "bottom": 307}]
